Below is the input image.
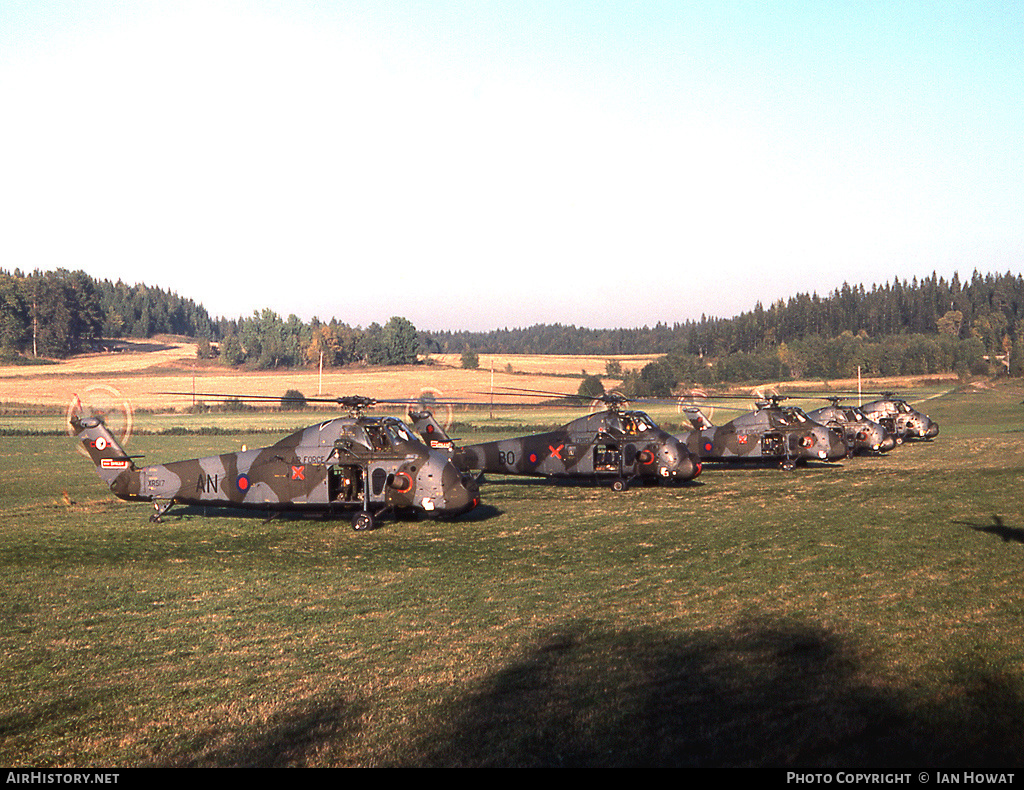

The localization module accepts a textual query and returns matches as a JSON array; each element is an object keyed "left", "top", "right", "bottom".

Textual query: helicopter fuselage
[
  {"left": 679, "top": 404, "right": 849, "bottom": 466},
  {"left": 73, "top": 413, "right": 479, "bottom": 521},
  {"left": 860, "top": 398, "right": 939, "bottom": 441},
  {"left": 806, "top": 404, "right": 896, "bottom": 454},
  {"left": 451, "top": 409, "right": 701, "bottom": 484}
]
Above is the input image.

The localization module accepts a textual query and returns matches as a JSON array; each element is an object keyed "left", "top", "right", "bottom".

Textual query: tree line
[
  {"left": 424, "top": 271, "right": 1023, "bottom": 359},
  {"left": 618, "top": 271, "right": 1024, "bottom": 395},
  {"left": 1, "top": 268, "right": 214, "bottom": 359},
  {"left": 3, "top": 267, "right": 1022, "bottom": 385},
  {"left": 423, "top": 323, "right": 689, "bottom": 356},
  {"left": 0, "top": 269, "right": 420, "bottom": 369},
  {"left": 207, "top": 313, "right": 419, "bottom": 369}
]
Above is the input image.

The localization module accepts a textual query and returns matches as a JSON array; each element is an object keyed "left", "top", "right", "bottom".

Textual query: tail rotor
[{"left": 67, "top": 385, "right": 133, "bottom": 457}]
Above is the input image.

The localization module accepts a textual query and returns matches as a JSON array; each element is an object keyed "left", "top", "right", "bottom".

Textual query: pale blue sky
[{"left": 2, "top": 1, "right": 1021, "bottom": 331}]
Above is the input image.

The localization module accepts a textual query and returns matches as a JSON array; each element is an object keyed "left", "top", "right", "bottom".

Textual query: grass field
[{"left": 2, "top": 354, "right": 1024, "bottom": 766}]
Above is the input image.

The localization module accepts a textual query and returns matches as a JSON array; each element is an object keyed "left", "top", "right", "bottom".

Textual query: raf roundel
[{"left": 236, "top": 473, "right": 251, "bottom": 492}]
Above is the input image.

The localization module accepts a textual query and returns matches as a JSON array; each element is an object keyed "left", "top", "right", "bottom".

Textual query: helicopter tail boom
[
  {"left": 69, "top": 413, "right": 136, "bottom": 486},
  {"left": 408, "top": 410, "right": 455, "bottom": 454},
  {"left": 681, "top": 406, "right": 715, "bottom": 430}
]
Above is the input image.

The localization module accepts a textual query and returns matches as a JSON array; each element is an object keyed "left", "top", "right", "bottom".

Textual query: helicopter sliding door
[
  {"left": 328, "top": 465, "right": 364, "bottom": 504},
  {"left": 593, "top": 443, "right": 621, "bottom": 473},
  {"left": 761, "top": 432, "right": 785, "bottom": 457}
]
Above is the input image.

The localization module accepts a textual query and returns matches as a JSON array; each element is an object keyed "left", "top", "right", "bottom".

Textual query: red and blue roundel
[
  {"left": 703, "top": 441, "right": 713, "bottom": 453},
  {"left": 528, "top": 452, "right": 538, "bottom": 465},
  {"left": 236, "top": 473, "right": 251, "bottom": 492}
]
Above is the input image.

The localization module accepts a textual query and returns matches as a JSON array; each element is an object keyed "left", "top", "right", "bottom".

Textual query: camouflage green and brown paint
[
  {"left": 70, "top": 409, "right": 479, "bottom": 527},
  {"left": 677, "top": 401, "right": 849, "bottom": 469},
  {"left": 860, "top": 394, "right": 939, "bottom": 441},
  {"left": 806, "top": 401, "right": 897, "bottom": 454},
  {"left": 410, "top": 409, "right": 700, "bottom": 488}
]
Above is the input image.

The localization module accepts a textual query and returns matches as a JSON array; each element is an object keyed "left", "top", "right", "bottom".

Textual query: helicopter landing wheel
[
  {"left": 352, "top": 511, "right": 376, "bottom": 531},
  {"left": 781, "top": 461, "right": 796, "bottom": 471},
  {"left": 150, "top": 500, "right": 173, "bottom": 523},
  {"left": 611, "top": 479, "right": 629, "bottom": 492}
]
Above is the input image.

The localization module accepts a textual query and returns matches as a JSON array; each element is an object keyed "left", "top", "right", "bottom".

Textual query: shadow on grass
[
  {"left": 477, "top": 474, "right": 706, "bottom": 490},
  {"left": 157, "top": 695, "right": 369, "bottom": 768},
  {"left": 169, "top": 503, "right": 503, "bottom": 526},
  {"left": 957, "top": 515, "right": 1024, "bottom": 545},
  {"left": 116, "top": 616, "right": 1024, "bottom": 767},
  {"left": 402, "top": 617, "right": 1024, "bottom": 768}
]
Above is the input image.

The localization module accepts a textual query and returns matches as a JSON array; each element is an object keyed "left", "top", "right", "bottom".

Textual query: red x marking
[
  {"left": 291, "top": 465, "right": 305, "bottom": 480},
  {"left": 548, "top": 443, "right": 564, "bottom": 460}
]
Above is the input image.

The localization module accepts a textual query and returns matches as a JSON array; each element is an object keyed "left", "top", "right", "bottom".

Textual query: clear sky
[{"left": 2, "top": 1, "right": 1022, "bottom": 331}]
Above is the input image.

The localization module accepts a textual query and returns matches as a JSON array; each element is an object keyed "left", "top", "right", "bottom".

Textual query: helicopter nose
[
  {"left": 879, "top": 433, "right": 897, "bottom": 452},
  {"left": 826, "top": 431, "right": 848, "bottom": 461},
  {"left": 441, "top": 465, "right": 479, "bottom": 515},
  {"left": 925, "top": 422, "right": 939, "bottom": 439},
  {"left": 663, "top": 439, "right": 699, "bottom": 480},
  {"left": 671, "top": 452, "right": 696, "bottom": 480}
]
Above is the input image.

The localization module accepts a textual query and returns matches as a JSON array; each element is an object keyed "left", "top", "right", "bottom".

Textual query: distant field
[
  {"left": 0, "top": 340, "right": 638, "bottom": 413},
  {"left": 0, "top": 338, "right": 962, "bottom": 418},
  {"left": 429, "top": 352, "right": 661, "bottom": 376},
  {"left": 2, "top": 363, "right": 1024, "bottom": 766}
]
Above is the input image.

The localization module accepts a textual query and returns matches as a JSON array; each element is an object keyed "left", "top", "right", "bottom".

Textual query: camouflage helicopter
[
  {"left": 409, "top": 390, "right": 701, "bottom": 491},
  {"left": 69, "top": 393, "right": 480, "bottom": 531},
  {"left": 805, "top": 398, "right": 897, "bottom": 455},
  {"left": 677, "top": 394, "right": 848, "bottom": 470},
  {"left": 859, "top": 392, "right": 939, "bottom": 441}
]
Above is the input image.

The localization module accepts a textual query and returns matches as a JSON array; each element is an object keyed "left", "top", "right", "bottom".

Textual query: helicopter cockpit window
[
  {"left": 364, "top": 425, "right": 391, "bottom": 451},
  {"left": 384, "top": 420, "right": 415, "bottom": 445},
  {"left": 342, "top": 426, "right": 372, "bottom": 449},
  {"left": 784, "top": 408, "right": 808, "bottom": 423},
  {"left": 632, "top": 412, "right": 656, "bottom": 432}
]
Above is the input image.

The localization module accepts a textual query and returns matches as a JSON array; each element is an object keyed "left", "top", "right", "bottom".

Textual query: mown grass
[{"left": 1, "top": 381, "right": 1023, "bottom": 766}]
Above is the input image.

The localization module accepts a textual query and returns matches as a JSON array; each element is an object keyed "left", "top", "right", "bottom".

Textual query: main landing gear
[
  {"left": 352, "top": 511, "right": 375, "bottom": 531},
  {"left": 352, "top": 507, "right": 391, "bottom": 531},
  {"left": 150, "top": 499, "right": 174, "bottom": 522},
  {"left": 611, "top": 474, "right": 640, "bottom": 492}
]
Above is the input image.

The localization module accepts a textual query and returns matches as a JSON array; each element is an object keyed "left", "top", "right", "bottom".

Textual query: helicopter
[
  {"left": 859, "top": 392, "right": 939, "bottom": 441},
  {"left": 408, "top": 390, "right": 702, "bottom": 491},
  {"left": 805, "top": 398, "right": 897, "bottom": 455},
  {"left": 676, "top": 394, "right": 849, "bottom": 470},
  {"left": 69, "top": 393, "right": 480, "bottom": 531}
]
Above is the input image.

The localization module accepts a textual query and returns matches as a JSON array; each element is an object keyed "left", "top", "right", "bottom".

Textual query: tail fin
[
  {"left": 682, "top": 406, "right": 715, "bottom": 430},
  {"left": 69, "top": 408, "right": 136, "bottom": 485},
  {"left": 408, "top": 410, "right": 454, "bottom": 454}
]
